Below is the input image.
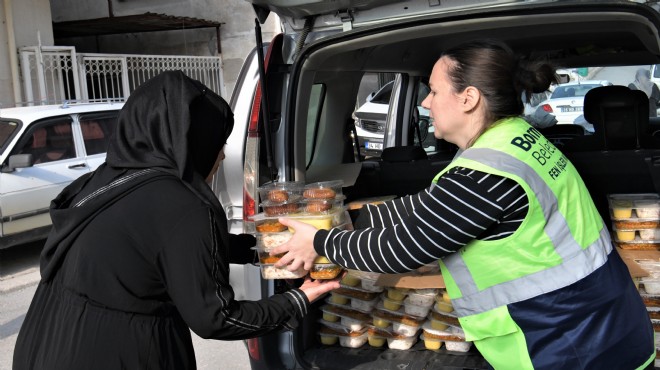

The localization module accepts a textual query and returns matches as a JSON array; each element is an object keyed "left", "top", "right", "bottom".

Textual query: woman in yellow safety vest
[{"left": 273, "top": 39, "right": 655, "bottom": 369}]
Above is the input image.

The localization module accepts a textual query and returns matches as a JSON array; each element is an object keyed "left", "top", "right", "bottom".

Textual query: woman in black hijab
[{"left": 13, "top": 71, "right": 338, "bottom": 370}]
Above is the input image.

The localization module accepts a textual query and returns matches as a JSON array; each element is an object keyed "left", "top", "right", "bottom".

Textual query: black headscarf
[{"left": 40, "top": 71, "right": 234, "bottom": 281}]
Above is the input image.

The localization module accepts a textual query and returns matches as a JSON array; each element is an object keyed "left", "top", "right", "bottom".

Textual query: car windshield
[
  {"left": 551, "top": 84, "right": 602, "bottom": 99},
  {"left": 0, "top": 120, "right": 19, "bottom": 155}
]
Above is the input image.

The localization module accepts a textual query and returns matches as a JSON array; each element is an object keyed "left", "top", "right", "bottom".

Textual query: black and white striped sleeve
[
  {"left": 354, "top": 192, "right": 425, "bottom": 228},
  {"left": 314, "top": 167, "right": 529, "bottom": 273}
]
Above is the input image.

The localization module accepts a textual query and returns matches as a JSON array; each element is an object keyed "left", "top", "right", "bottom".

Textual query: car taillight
[
  {"left": 541, "top": 104, "right": 553, "bottom": 113},
  {"left": 247, "top": 338, "right": 260, "bottom": 361},
  {"left": 242, "top": 34, "right": 282, "bottom": 229}
]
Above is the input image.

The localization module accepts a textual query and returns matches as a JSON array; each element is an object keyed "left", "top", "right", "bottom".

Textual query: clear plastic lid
[
  {"left": 258, "top": 263, "right": 307, "bottom": 279},
  {"left": 608, "top": 193, "right": 660, "bottom": 220}
]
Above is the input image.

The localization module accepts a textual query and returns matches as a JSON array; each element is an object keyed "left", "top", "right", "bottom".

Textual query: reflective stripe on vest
[{"left": 442, "top": 148, "right": 612, "bottom": 317}]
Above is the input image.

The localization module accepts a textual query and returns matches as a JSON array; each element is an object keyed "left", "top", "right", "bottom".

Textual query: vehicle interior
[{"left": 256, "top": 2, "right": 660, "bottom": 369}]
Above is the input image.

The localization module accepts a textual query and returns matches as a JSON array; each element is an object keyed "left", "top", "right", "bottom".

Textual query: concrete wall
[
  {"left": 0, "top": 0, "right": 54, "bottom": 107},
  {"left": 50, "top": 0, "right": 281, "bottom": 98}
]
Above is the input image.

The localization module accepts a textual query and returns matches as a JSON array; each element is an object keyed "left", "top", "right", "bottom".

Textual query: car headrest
[
  {"left": 381, "top": 146, "right": 428, "bottom": 162},
  {"left": 583, "top": 85, "right": 648, "bottom": 150}
]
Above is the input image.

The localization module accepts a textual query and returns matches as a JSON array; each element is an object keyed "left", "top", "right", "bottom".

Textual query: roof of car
[
  {"left": 557, "top": 80, "right": 611, "bottom": 87},
  {"left": 0, "top": 102, "right": 124, "bottom": 123}
]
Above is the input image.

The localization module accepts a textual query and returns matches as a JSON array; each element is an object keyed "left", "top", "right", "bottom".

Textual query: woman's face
[{"left": 421, "top": 57, "right": 472, "bottom": 148}]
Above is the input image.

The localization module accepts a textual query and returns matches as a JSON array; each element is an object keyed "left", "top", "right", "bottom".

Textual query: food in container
[
  {"left": 372, "top": 308, "right": 424, "bottom": 336},
  {"left": 635, "top": 199, "right": 660, "bottom": 218},
  {"left": 615, "top": 229, "right": 636, "bottom": 241},
  {"left": 404, "top": 290, "right": 437, "bottom": 307},
  {"left": 259, "top": 264, "right": 307, "bottom": 279},
  {"left": 302, "top": 196, "right": 345, "bottom": 214},
  {"left": 616, "top": 239, "right": 660, "bottom": 250},
  {"left": 261, "top": 199, "right": 301, "bottom": 216},
  {"left": 256, "top": 231, "right": 293, "bottom": 249},
  {"left": 640, "top": 229, "right": 660, "bottom": 240},
  {"left": 403, "top": 300, "right": 432, "bottom": 317},
  {"left": 434, "top": 293, "right": 454, "bottom": 313},
  {"left": 320, "top": 305, "right": 371, "bottom": 332},
  {"left": 303, "top": 180, "right": 344, "bottom": 200},
  {"left": 318, "top": 325, "right": 342, "bottom": 345},
  {"left": 420, "top": 333, "right": 443, "bottom": 350},
  {"left": 611, "top": 199, "right": 634, "bottom": 219},
  {"left": 288, "top": 212, "right": 335, "bottom": 230},
  {"left": 323, "top": 312, "right": 339, "bottom": 322},
  {"left": 382, "top": 296, "right": 404, "bottom": 311},
  {"left": 334, "top": 286, "right": 381, "bottom": 302},
  {"left": 366, "top": 327, "right": 390, "bottom": 347},
  {"left": 360, "top": 276, "right": 385, "bottom": 292},
  {"left": 256, "top": 250, "right": 284, "bottom": 264},
  {"left": 387, "top": 333, "right": 418, "bottom": 350},
  {"left": 255, "top": 220, "right": 288, "bottom": 233},
  {"left": 373, "top": 316, "right": 391, "bottom": 329},
  {"left": 642, "top": 278, "right": 660, "bottom": 294},
  {"left": 329, "top": 292, "right": 350, "bottom": 305},
  {"left": 341, "top": 272, "right": 361, "bottom": 287},
  {"left": 429, "top": 308, "right": 461, "bottom": 329},
  {"left": 338, "top": 332, "right": 368, "bottom": 348},
  {"left": 258, "top": 181, "right": 304, "bottom": 204},
  {"left": 350, "top": 295, "right": 379, "bottom": 312},
  {"left": 421, "top": 323, "right": 472, "bottom": 352},
  {"left": 310, "top": 264, "right": 343, "bottom": 280},
  {"left": 387, "top": 287, "right": 410, "bottom": 301}
]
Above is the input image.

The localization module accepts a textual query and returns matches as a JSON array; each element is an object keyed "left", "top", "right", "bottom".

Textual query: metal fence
[{"left": 18, "top": 46, "right": 225, "bottom": 106}]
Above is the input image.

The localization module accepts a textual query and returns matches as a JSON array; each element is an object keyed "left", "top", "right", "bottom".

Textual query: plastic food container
[
  {"left": 259, "top": 264, "right": 307, "bottom": 279},
  {"left": 615, "top": 238, "right": 660, "bottom": 250},
  {"left": 338, "top": 332, "right": 368, "bottom": 348},
  {"left": 642, "top": 278, "right": 660, "bottom": 294},
  {"left": 335, "top": 285, "right": 381, "bottom": 302},
  {"left": 329, "top": 292, "right": 350, "bottom": 305},
  {"left": 404, "top": 290, "right": 437, "bottom": 307},
  {"left": 260, "top": 199, "right": 302, "bottom": 216},
  {"left": 255, "top": 219, "right": 288, "bottom": 233},
  {"left": 386, "top": 287, "right": 410, "bottom": 301},
  {"left": 434, "top": 292, "right": 454, "bottom": 313},
  {"left": 303, "top": 180, "right": 344, "bottom": 200},
  {"left": 429, "top": 308, "right": 461, "bottom": 329},
  {"left": 403, "top": 300, "right": 432, "bottom": 317},
  {"left": 373, "top": 305, "right": 425, "bottom": 336},
  {"left": 366, "top": 327, "right": 390, "bottom": 348},
  {"left": 256, "top": 231, "right": 293, "bottom": 249},
  {"left": 640, "top": 229, "right": 660, "bottom": 240},
  {"left": 320, "top": 305, "right": 371, "bottom": 331},
  {"left": 360, "top": 276, "right": 385, "bottom": 292},
  {"left": 382, "top": 296, "right": 404, "bottom": 311},
  {"left": 608, "top": 194, "right": 660, "bottom": 220},
  {"left": 318, "top": 325, "right": 366, "bottom": 347},
  {"left": 301, "top": 196, "right": 345, "bottom": 214},
  {"left": 258, "top": 181, "right": 304, "bottom": 204},
  {"left": 420, "top": 333, "right": 443, "bottom": 350},
  {"left": 350, "top": 296, "right": 379, "bottom": 312},
  {"left": 341, "top": 272, "right": 361, "bottom": 287},
  {"left": 445, "top": 327, "right": 472, "bottom": 352},
  {"left": 310, "top": 264, "right": 342, "bottom": 280},
  {"left": 255, "top": 248, "right": 284, "bottom": 264},
  {"left": 387, "top": 334, "right": 418, "bottom": 350},
  {"left": 287, "top": 208, "right": 345, "bottom": 230}
]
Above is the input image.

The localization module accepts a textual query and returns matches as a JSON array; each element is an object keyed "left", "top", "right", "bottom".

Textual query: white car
[
  {"left": 0, "top": 102, "right": 123, "bottom": 249},
  {"left": 538, "top": 80, "right": 612, "bottom": 124}
]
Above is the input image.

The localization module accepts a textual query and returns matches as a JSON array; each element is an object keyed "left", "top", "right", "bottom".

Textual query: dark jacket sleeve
[
  {"left": 227, "top": 233, "right": 257, "bottom": 264},
  {"left": 158, "top": 206, "right": 309, "bottom": 340}
]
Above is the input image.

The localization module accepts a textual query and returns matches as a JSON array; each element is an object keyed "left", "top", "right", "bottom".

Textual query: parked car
[
  {"left": 215, "top": 1, "right": 660, "bottom": 369},
  {"left": 353, "top": 80, "right": 433, "bottom": 157},
  {"left": 0, "top": 102, "right": 123, "bottom": 249},
  {"left": 538, "top": 80, "right": 612, "bottom": 124}
]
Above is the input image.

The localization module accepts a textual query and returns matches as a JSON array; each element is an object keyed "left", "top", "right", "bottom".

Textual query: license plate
[
  {"left": 365, "top": 142, "right": 383, "bottom": 150},
  {"left": 560, "top": 106, "right": 582, "bottom": 113}
]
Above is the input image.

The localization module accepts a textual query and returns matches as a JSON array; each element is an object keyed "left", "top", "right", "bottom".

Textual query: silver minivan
[{"left": 215, "top": 1, "right": 660, "bottom": 368}]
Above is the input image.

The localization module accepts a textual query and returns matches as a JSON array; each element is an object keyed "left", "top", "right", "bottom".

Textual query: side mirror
[
  {"left": 1, "top": 154, "right": 34, "bottom": 173},
  {"left": 365, "top": 92, "right": 375, "bottom": 102}
]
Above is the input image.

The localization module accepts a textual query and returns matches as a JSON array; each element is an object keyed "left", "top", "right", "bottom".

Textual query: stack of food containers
[
  {"left": 317, "top": 270, "right": 474, "bottom": 352},
  {"left": 608, "top": 193, "right": 660, "bottom": 363},
  {"left": 254, "top": 180, "right": 346, "bottom": 280}
]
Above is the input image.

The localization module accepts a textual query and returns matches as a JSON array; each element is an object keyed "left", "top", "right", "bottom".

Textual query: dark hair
[{"left": 441, "top": 39, "right": 558, "bottom": 126}]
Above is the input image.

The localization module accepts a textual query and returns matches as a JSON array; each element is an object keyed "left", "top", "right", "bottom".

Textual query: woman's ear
[{"left": 462, "top": 86, "right": 481, "bottom": 112}]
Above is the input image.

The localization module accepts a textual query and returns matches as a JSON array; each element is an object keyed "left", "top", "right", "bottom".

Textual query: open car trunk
[{"left": 239, "top": 1, "right": 660, "bottom": 368}]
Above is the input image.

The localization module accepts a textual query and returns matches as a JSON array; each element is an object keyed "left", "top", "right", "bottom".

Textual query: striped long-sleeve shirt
[{"left": 313, "top": 166, "right": 529, "bottom": 273}]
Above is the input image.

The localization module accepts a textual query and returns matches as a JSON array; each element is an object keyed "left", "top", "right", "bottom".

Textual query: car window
[
  {"left": 13, "top": 117, "right": 75, "bottom": 164},
  {"left": 0, "top": 120, "right": 20, "bottom": 155},
  {"left": 80, "top": 112, "right": 119, "bottom": 155},
  {"left": 306, "top": 84, "right": 326, "bottom": 167},
  {"left": 551, "top": 84, "right": 601, "bottom": 98}
]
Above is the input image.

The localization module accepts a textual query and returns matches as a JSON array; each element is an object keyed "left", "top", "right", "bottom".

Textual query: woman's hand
[
  {"left": 298, "top": 275, "right": 341, "bottom": 303},
  {"left": 271, "top": 218, "right": 320, "bottom": 271}
]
